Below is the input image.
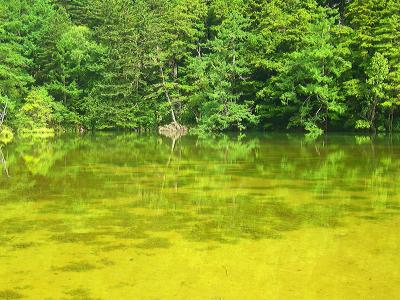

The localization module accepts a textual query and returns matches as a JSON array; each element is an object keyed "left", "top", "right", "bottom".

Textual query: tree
[
  {"left": 356, "top": 53, "right": 389, "bottom": 131},
  {"left": 148, "top": 0, "right": 208, "bottom": 125},
  {"left": 0, "top": 0, "right": 399, "bottom": 135},
  {"left": 17, "top": 88, "right": 54, "bottom": 130},
  {"left": 186, "top": 4, "right": 258, "bottom": 133},
  {"left": 0, "top": 1, "right": 33, "bottom": 103},
  {"left": 45, "top": 25, "right": 103, "bottom": 112},
  {"left": 55, "top": 0, "right": 89, "bottom": 25},
  {"left": 255, "top": 1, "right": 351, "bottom": 133},
  {"left": 347, "top": 0, "right": 400, "bottom": 131},
  {"left": 17, "top": 87, "right": 76, "bottom": 131},
  {"left": 82, "top": 0, "right": 145, "bottom": 129}
]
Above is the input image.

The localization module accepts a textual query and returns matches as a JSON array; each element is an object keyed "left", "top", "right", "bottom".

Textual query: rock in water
[{"left": 158, "top": 122, "right": 188, "bottom": 139}]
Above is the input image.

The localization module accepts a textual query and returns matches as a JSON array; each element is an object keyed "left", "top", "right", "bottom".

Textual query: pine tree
[
  {"left": 45, "top": 25, "right": 103, "bottom": 112},
  {"left": 0, "top": 0, "right": 34, "bottom": 112},
  {"left": 81, "top": 0, "right": 163, "bottom": 129},
  {"left": 54, "top": 0, "right": 90, "bottom": 25},
  {"left": 151, "top": 0, "right": 208, "bottom": 125},
  {"left": 267, "top": 10, "right": 351, "bottom": 134},
  {"left": 187, "top": 3, "right": 258, "bottom": 133},
  {"left": 347, "top": 0, "right": 400, "bottom": 131},
  {"left": 253, "top": 0, "right": 350, "bottom": 133}
]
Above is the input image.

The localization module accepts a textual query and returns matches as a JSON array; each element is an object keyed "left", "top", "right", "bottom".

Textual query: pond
[{"left": 1, "top": 133, "right": 400, "bottom": 299}]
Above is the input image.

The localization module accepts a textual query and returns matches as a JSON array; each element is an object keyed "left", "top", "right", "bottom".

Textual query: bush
[{"left": 17, "top": 87, "right": 78, "bottom": 133}]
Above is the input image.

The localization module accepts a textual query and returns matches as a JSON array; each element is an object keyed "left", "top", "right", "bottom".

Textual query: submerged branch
[{"left": 0, "top": 148, "right": 9, "bottom": 177}]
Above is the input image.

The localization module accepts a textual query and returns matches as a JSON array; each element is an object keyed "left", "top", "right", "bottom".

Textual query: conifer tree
[
  {"left": 0, "top": 0, "right": 34, "bottom": 118},
  {"left": 187, "top": 2, "right": 258, "bottom": 132}
]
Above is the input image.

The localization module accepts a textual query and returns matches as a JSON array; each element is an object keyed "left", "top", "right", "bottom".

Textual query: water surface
[{"left": 1, "top": 133, "right": 400, "bottom": 299}]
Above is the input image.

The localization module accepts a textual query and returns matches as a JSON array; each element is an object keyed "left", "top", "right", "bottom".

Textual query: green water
[{"left": 1, "top": 133, "right": 400, "bottom": 299}]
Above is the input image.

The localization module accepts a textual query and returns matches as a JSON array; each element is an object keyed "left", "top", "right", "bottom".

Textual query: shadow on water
[
  {"left": 0, "top": 289, "right": 24, "bottom": 299},
  {"left": 1, "top": 132, "right": 400, "bottom": 252}
]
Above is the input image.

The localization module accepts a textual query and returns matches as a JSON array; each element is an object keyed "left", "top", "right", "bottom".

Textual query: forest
[{"left": 0, "top": 0, "right": 399, "bottom": 137}]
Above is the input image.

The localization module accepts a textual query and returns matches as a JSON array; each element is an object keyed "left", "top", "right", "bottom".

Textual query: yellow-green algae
[{"left": 1, "top": 133, "right": 400, "bottom": 299}]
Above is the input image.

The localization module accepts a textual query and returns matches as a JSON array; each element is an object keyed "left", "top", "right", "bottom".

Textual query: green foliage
[
  {"left": 18, "top": 88, "right": 53, "bottom": 130},
  {"left": 0, "top": 1, "right": 34, "bottom": 102},
  {"left": 187, "top": 6, "right": 258, "bottom": 133},
  {"left": 366, "top": 53, "right": 389, "bottom": 119},
  {"left": 255, "top": 1, "right": 351, "bottom": 133},
  {"left": 17, "top": 87, "right": 75, "bottom": 132},
  {"left": 46, "top": 25, "right": 104, "bottom": 111},
  {"left": 55, "top": 0, "right": 90, "bottom": 25},
  {"left": 0, "top": 0, "right": 399, "bottom": 135},
  {"left": 347, "top": 0, "right": 400, "bottom": 131},
  {"left": 355, "top": 120, "right": 371, "bottom": 130}
]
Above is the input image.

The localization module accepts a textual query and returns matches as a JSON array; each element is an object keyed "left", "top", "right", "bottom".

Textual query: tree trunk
[
  {"left": 0, "top": 103, "right": 7, "bottom": 130},
  {"left": 325, "top": 105, "right": 328, "bottom": 133},
  {"left": 159, "top": 64, "right": 177, "bottom": 123},
  {"left": 389, "top": 108, "right": 394, "bottom": 132},
  {"left": 370, "top": 99, "right": 378, "bottom": 132},
  {"left": 155, "top": 46, "right": 178, "bottom": 124}
]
